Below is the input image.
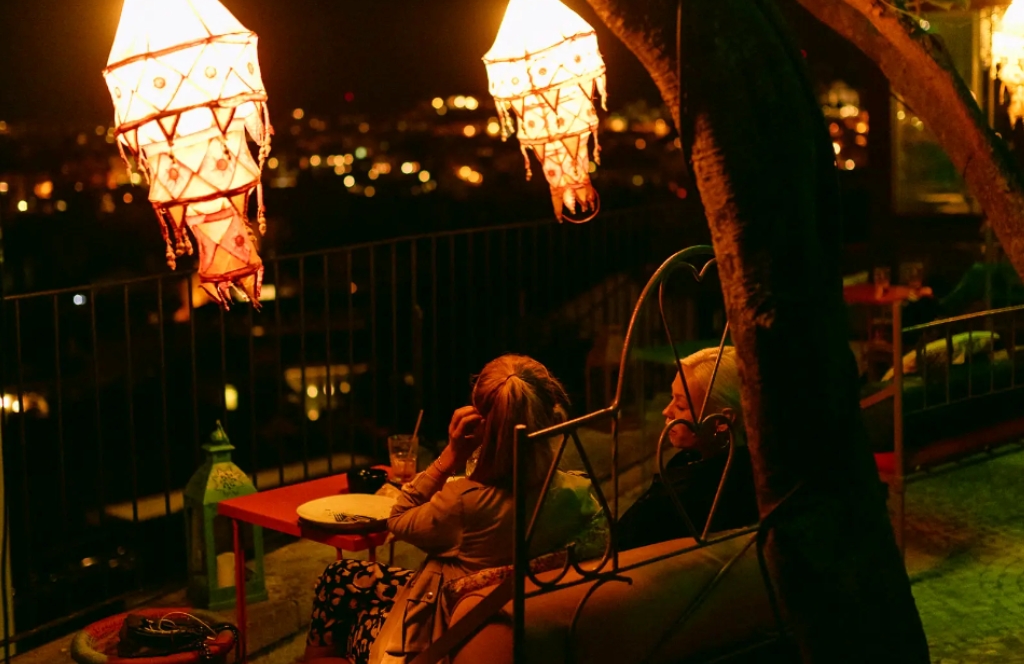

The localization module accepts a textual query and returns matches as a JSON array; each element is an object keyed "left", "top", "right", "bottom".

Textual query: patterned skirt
[{"left": 307, "top": 558, "right": 416, "bottom": 664}]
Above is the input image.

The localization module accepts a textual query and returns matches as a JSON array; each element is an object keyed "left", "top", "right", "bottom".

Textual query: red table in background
[
  {"left": 218, "top": 470, "right": 393, "bottom": 662},
  {"left": 843, "top": 283, "right": 933, "bottom": 305}
]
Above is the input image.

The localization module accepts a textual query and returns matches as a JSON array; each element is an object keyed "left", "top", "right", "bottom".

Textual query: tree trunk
[{"left": 584, "top": 0, "right": 930, "bottom": 660}]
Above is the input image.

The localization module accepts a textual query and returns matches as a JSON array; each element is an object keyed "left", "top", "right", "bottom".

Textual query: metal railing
[
  {"left": 862, "top": 302, "right": 1024, "bottom": 554},
  {"left": 0, "top": 203, "right": 687, "bottom": 652}
]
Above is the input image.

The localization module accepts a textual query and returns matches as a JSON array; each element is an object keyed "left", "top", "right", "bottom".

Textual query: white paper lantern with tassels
[
  {"left": 484, "top": 0, "right": 607, "bottom": 223},
  {"left": 104, "top": 0, "right": 272, "bottom": 308}
]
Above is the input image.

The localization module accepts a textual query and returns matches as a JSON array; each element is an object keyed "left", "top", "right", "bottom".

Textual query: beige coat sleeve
[{"left": 387, "top": 466, "right": 465, "bottom": 557}]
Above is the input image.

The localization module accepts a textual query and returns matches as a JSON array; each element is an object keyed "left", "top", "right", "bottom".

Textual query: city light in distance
[
  {"left": 608, "top": 117, "right": 627, "bottom": 132},
  {"left": 368, "top": 170, "right": 379, "bottom": 180},
  {"left": 310, "top": 155, "right": 322, "bottom": 167},
  {"left": 293, "top": 108, "right": 305, "bottom": 120},
  {"left": 635, "top": 138, "right": 646, "bottom": 150},
  {"left": 34, "top": 181, "right": 53, "bottom": 199},
  {"left": 0, "top": 182, "right": 8, "bottom": 194},
  {"left": 268, "top": 157, "right": 279, "bottom": 169},
  {"left": 432, "top": 97, "right": 444, "bottom": 109},
  {"left": 355, "top": 147, "right": 368, "bottom": 159},
  {"left": 56, "top": 200, "right": 67, "bottom": 212},
  {"left": 464, "top": 96, "right": 479, "bottom": 110},
  {"left": 845, "top": 159, "right": 856, "bottom": 170},
  {"left": 364, "top": 186, "right": 376, "bottom": 198},
  {"left": 359, "top": 122, "right": 370, "bottom": 133},
  {"left": 463, "top": 125, "right": 477, "bottom": 137},
  {"left": 401, "top": 162, "right": 420, "bottom": 174},
  {"left": 418, "top": 170, "right": 431, "bottom": 183},
  {"left": 486, "top": 120, "right": 501, "bottom": 136},
  {"left": 632, "top": 175, "right": 644, "bottom": 186},
  {"left": 453, "top": 95, "right": 466, "bottom": 109},
  {"left": 123, "top": 193, "right": 133, "bottom": 204},
  {"left": 343, "top": 175, "right": 356, "bottom": 187},
  {"left": 16, "top": 200, "right": 27, "bottom": 212},
  {"left": 73, "top": 294, "right": 87, "bottom": 306},
  {"left": 225, "top": 385, "right": 239, "bottom": 411},
  {"left": 307, "top": 385, "right": 318, "bottom": 398},
  {"left": 457, "top": 165, "right": 483, "bottom": 185}
]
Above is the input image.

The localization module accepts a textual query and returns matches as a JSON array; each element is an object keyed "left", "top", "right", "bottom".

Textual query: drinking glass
[
  {"left": 388, "top": 434, "right": 419, "bottom": 483},
  {"left": 873, "top": 266, "right": 891, "bottom": 300},
  {"left": 900, "top": 262, "right": 924, "bottom": 291}
]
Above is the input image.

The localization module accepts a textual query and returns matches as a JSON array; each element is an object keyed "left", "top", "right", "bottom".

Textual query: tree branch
[
  {"left": 583, "top": 0, "right": 680, "bottom": 128},
  {"left": 794, "top": 0, "right": 1024, "bottom": 277}
]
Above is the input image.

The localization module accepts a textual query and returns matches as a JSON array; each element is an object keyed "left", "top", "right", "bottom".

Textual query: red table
[
  {"left": 218, "top": 471, "right": 393, "bottom": 662},
  {"left": 843, "top": 283, "right": 933, "bottom": 305}
]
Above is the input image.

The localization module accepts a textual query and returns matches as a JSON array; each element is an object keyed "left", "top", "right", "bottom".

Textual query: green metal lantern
[{"left": 184, "top": 422, "right": 267, "bottom": 610}]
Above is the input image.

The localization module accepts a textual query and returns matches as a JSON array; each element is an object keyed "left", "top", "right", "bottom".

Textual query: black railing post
[
  {"left": 512, "top": 424, "right": 527, "bottom": 664},
  {"left": 411, "top": 242, "right": 423, "bottom": 416},
  {"left": 299, "top": 257, "right": 309, "bottom": 480},
  {"left": 324, "top": 255, "right": 334, "bottom": 474}
]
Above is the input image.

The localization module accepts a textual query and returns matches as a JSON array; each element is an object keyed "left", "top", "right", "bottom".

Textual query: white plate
[{"left": 296, "top": 494, "right": 396, "bottom": 532}]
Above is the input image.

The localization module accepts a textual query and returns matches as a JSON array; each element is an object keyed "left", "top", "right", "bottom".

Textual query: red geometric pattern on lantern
[
  {"left": 103, "top": 0, "right": 272, "bottom": 310},
  {"left": 483, "top": 0, "right": 607, "bottom": 223},
  {"left": 187, "top": 200, "right": 263, "bottom": 308}
]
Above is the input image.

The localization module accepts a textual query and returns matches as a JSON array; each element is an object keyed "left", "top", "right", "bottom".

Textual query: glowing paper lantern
[
  {"left": 994, "top": 0, "right": 1024, "bottom": 126},
  {"left": 103, "top": 0, "right": 272, "bottom": 308},
  {"left": 484, "top": 0, "right": 607, "bottom": 223}
]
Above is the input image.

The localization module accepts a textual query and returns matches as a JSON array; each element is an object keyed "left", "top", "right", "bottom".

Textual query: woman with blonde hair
[
  {"left": 617, "top": 346, "right": 758, "bottom": 551},
  {"left": 304, "top": 354, "right": 604, "bottom": 664}
]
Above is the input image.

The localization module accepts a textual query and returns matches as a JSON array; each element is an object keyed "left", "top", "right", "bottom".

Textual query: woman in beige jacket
[{"left": 304, "top": 355, "right": 605, "bottom": 664}]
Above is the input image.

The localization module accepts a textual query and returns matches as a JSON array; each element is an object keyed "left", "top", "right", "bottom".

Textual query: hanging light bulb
[
  {"left": 103, "top": 0, "right": 272, "bottom": 308},
  {"left": 483, "top": 0, "right": 607, "bottom": 223},
  {"left": 994, "top": 0, "right": 1024, "bottom": 126}
]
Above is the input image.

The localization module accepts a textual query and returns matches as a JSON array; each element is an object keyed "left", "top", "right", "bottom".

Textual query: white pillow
[{"left": 882, "top": 331, "right": 998, "bottom": 382}]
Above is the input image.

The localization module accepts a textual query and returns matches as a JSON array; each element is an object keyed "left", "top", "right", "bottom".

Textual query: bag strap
[{"left": 409, "top": 575, "right": 515, "bottom": 664}]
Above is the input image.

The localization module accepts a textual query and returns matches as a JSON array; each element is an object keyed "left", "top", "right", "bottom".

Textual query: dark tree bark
[{"left": 584, "top": 0, "right": 930, "bottom": 660}]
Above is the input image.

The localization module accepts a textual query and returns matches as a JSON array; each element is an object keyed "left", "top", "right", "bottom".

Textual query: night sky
[{"left": 0, "top": 0, "right": 661, "bottom": 124}]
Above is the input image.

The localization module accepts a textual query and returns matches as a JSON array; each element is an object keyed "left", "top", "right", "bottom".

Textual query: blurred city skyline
[{"left": 0, "top": 0, "right": 662, "bottom": 124}]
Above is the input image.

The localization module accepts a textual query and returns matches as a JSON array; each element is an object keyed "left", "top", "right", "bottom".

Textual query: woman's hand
[{"left": 437, "top": 406, "right": 483, "bottom": 474}]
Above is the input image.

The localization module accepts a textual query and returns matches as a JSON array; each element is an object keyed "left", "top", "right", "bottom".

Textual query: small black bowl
[{"left": 347, "top": 467, "right": 388, "bottom": 494}]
